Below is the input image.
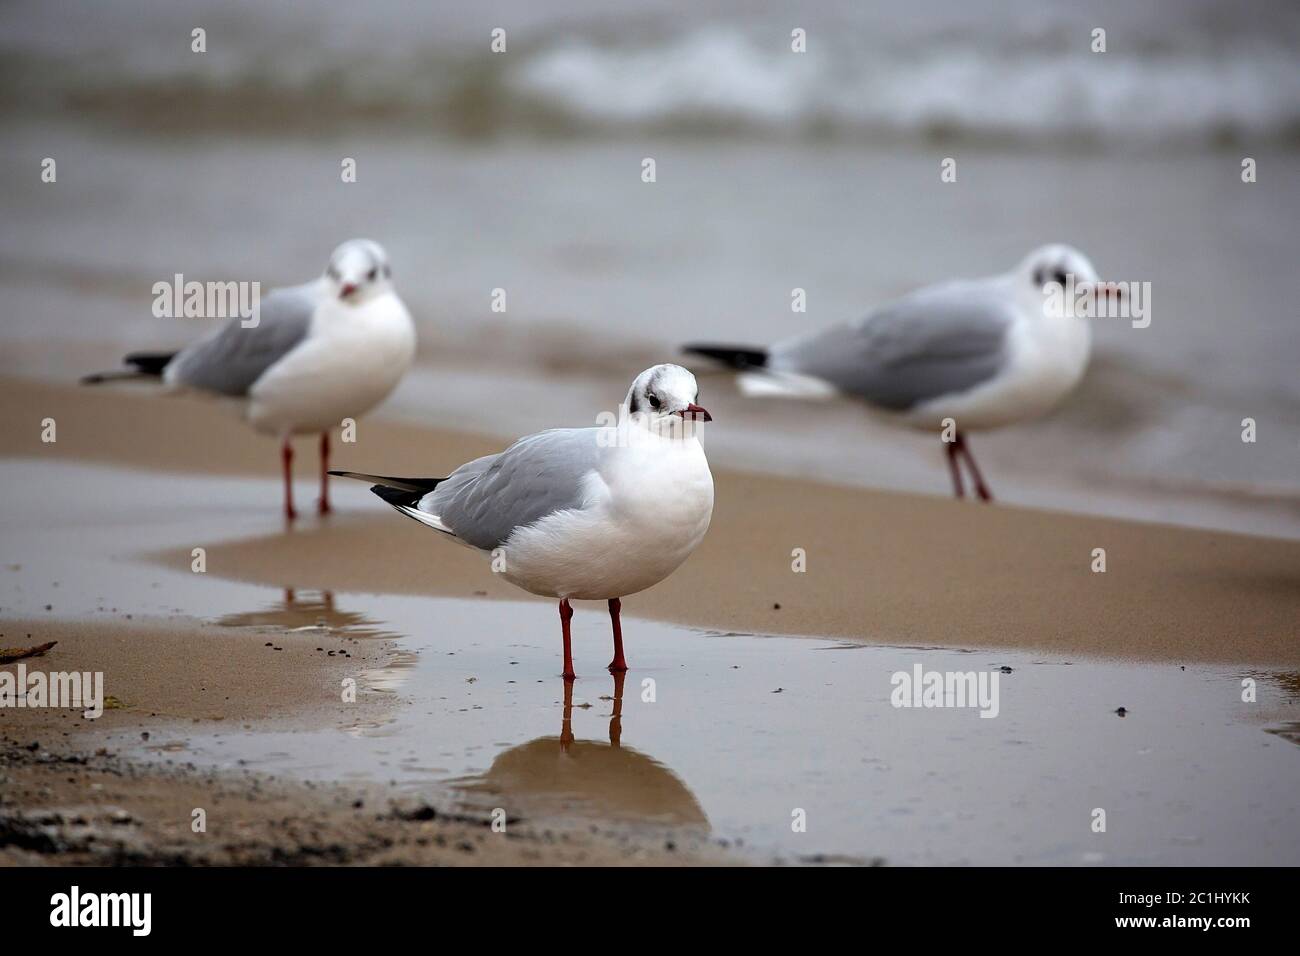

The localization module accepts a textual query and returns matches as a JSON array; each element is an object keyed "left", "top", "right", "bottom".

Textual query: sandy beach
[
  {"left": 0, "top": 617, "right": 723, "bottom": 866},
  {"left": 5, "top": 376, "right": 1298, "bottom": 666},
  {"left": 3, "top": 0, "right": 1300, "bottom": 876},
  {"left": 3, "top": 375, "right": 1299, "bottom": 866}
]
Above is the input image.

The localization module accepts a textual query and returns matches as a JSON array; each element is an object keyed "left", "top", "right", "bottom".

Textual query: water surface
[{"left": 2, "top": 460, "right": 1297, "bottom": 865}]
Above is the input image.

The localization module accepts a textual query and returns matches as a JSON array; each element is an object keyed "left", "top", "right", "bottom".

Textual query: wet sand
[
  {"left": 3, "top": 377, "right": 1300, "bottom": 865},
  {"left": 5, "top": 586, "right": 1299, "bottom": 865},
  {"left": 5, "top": 0, "right": 1300, "bottom": 869},
  {"left": 0, "top": 616, "right": 727, "bottom": 865},
  {"left": 4, "top": 376, "right": 1297, "bottom": 666}
]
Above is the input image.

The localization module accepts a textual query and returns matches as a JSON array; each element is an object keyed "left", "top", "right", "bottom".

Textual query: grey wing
[
  {"left": 421, "top": 428, "right": 604, "bottom": 550},
  {"left": 165, "top": 285, "right": 317, "bottom": 396},
  {"left": 770, "top": 282, "right": 1013, "bottom": 410}
]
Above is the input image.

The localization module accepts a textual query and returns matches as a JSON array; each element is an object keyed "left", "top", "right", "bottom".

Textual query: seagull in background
[
  {"left": 686, "top": 244, "right": 1121, "bottom": 501},
  {"left": 84, "top": 239, "right": 416, "bottom": 520},
  {"left": 333, "top": 364, "right": 715, "bottom": 680}
]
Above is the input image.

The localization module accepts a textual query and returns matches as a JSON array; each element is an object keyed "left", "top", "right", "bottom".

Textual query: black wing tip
[
  {"left": 123, "top": 351, "right": 176, "bottom": 375},
  {"left": 682, "top": 344, "right": 768, "bottom": 370},
  {"left": 370, "top": 483, "right": 424, "bottom": 508},
  {"left": 83, "top": 351, "right": 176, "bottom": 385},
  {"left": 80, "top": 370, "right": 149, "bottom": 385},
  {"left": 329, "top": 471, "right": 445, "bottom": 508}
]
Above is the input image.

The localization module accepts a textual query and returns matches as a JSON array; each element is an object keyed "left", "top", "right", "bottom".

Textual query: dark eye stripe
[{"left": 1035, "top": 267, "right": 1072, "bottom": 287}]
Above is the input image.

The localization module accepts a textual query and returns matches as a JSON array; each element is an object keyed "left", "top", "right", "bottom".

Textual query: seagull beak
[
  {"left": 340, "top": 283, "right": 358, "bottom": 299},
  {"left": 1097, "top": 281, "right": 1125, "bottom": 301},
  {"left": 680, "top": 404, "right": 713, "bottom": 422}
]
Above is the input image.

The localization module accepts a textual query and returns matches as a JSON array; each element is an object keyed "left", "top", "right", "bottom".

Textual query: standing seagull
[
  {"left": 686, "top": 244, "right": 1120, "bottom": 501},
  {"left": 84, "top": 239, "right": 417, "bottom": 519},
  {"left": 333, "top": 364, "right": 715, "bottom": 680}
]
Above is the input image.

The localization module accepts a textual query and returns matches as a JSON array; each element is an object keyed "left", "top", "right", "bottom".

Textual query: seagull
[
  {"left": 685, "top": 244, "right": 1121, "bottom": 501},
  {"left": 333, "top": 364, "right": 715, "bottom": 680},
  {"left": 83, "top": 239, "right": 417, "bottom": 520}
]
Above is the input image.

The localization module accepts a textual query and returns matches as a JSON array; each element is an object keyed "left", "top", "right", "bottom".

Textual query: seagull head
[
  {"left": 624, "top": 364, "right": 712, "bottom": 434},
  {"left": 324, "top": 239, "right": 394, "bottom": 304},
  {"left": 1018, "top": 243, "right": 1123, "bottom": 311}
]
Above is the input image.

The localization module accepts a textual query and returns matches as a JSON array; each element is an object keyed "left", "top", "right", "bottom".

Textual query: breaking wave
[{"left": 4, "top": 2, "right": 1299, "bottom": 148}]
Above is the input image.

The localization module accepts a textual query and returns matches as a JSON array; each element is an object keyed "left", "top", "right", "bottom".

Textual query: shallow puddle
[
  {"left": 87, "top": 591, "right": 1300, "bottom": 865},
  {"left": 3, "top": 460, "right": 1300, "bottom": 864}
]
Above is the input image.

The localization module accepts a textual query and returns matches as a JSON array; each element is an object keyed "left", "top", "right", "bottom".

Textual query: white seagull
[
  {"left": 84, "top": 239, "right": 417, "bottom": 519},
  {"left": 333, "top": 364, "right": 715, "bottom": 680},
  {"left": 686, "top": 243, "right": 1121, "bottom": 501}
]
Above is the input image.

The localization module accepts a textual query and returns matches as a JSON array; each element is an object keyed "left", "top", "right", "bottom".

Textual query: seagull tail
[
  {"left": 682, "top": 344, "right": 834, "bottom": 400},
  {"left": 81, "top": 351, "right": 177, "bottom": 385},
  {"left": 682, "top": 344, "right": 768, "bottom": 371},
  {"left": 329, "top": 472, "right": 445, "bottom": 498},
  {"left": 736, "top": 370, "right": 838, "bottom": 400},
  {"left": 327, "top": 471, "right": 458, "bottom": 536}
]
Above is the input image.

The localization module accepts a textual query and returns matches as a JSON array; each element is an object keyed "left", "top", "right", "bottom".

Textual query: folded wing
[
  {"left": 425, "top": 429, "right": 603, "bottom": 549},
  {"left": 164, "top": 285, "right": 317, "bottom": 397},
  {"left": 771, "top": 281, "right": 1014, "bottom": 410}
]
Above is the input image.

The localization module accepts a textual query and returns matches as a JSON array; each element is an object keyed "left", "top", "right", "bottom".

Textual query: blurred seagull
[
  {"left": 333, "top": 364, "right": 714, "bottom": 680},
  {"left": 686, "top": 244, "right": 1121, "bottom": 501},
  {"left": 84, "top": 239, "right": 416, "bottom": 519}
]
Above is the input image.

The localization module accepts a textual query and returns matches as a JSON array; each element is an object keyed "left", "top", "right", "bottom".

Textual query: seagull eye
[
  {"left": 367, "top": 268, "right": 377, "bottom": 281},
  {"left": 1035, "top": 267, "right": 1069, "bottom": 289},
  {"left": 648, "top": 393, "right": 661, "bottom": 410}
]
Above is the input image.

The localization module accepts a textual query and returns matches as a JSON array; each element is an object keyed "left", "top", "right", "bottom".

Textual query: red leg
[
  {"left": 317, "top": 431, "right": 332, "bottom": 516},
  {"left": 945, "top": 439, "right": 965, "bottom": 499},
  {"left": 956, "top": 434, "right": 994, "bottom": 502},
  {"left": 559, "top": 677, "right": 575, "bottom": 752},
  {"left": 559, "top": 599, "right": 576, "bottom": 681},
  {"left": 607, "top": 597, "right": 628, "bottom": 673},
  {"left": 609, "top": 670, "right": 625, "bottom": 748},
  {"left": 281, "top": 436, "right": 297, "bottom": 521}
]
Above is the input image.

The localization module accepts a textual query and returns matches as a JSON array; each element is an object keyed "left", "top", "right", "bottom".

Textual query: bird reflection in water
[
  {"left": 217, "top": 588, "right": 393, "bottom": 639},
  {"left": 458, "top": 672, "right": 708, "bottom": 829}
]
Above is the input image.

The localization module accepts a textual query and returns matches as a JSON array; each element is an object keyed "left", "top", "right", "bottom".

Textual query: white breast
[
  {"left": 499, "top": 434, "right": 715, "bottom": 601},
  {"left": 903, "top": 307, "right": 1091, "bottom": 432},
  {"left": 246, "top": 293, "right": 416, "bottom": 435}
]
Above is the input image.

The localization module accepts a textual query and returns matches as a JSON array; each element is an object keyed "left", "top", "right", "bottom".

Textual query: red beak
[
  {"left": 680, "top": 403, "right": 713, "bottom": 422},
  {"left": 1098, "top": 281, "right": 1124, "bottom": 301},
  {"left": 340, "top": 283, "right": 358, "bottom": 299}
]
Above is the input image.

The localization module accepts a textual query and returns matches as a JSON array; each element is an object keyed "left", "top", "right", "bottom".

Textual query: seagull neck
[{"left": 615, "top": 413, "right": 702, "bottom": 445}]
